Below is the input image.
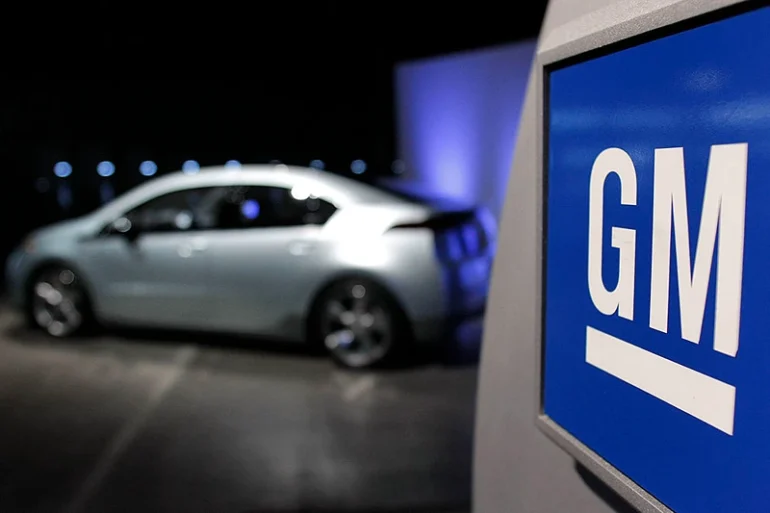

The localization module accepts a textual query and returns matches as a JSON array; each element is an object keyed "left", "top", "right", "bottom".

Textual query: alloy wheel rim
[
  {"left": 31, "top": 268, "right": 83, "bottom": 337},
  {"left": 320, "top": 283, "right": 392, "bottom": 367}
]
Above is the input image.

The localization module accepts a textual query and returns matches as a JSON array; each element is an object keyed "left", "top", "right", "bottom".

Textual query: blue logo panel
[{"left": 544, "top": 7, "right": 770, "bottom": 513}]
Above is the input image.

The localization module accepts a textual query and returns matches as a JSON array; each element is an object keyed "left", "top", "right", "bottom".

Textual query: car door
[
  {"left": 202, "top": 184, "right": 337, "bottom": 336},
  {"left": 79, "top": 187, "right": 217, "bottom": 329}
]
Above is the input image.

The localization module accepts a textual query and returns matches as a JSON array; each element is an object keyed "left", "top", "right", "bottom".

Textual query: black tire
[
  {"left": 25, "top": 264, "right": 94, "bottom": 337},
  {"left": 308, "top": 278, "right": 411, "bottom": 369}
]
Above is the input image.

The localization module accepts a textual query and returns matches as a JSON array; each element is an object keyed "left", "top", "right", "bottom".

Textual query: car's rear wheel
[
  {"left": 26, "top": 265, "right": 92, "bottom": 337},
  {"left": 310, "top": 278, "right": 409, "bottom": 369}
]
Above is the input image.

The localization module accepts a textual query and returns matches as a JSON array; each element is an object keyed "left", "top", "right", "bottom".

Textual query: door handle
[
  {"left": 190, "top": 237, "right": 208, "bottom": 252},
  {"left": 288, "top": 241, "right": 315, "bottom": 256},
  {"left": 178, "top": 237, "right": 208, "bottom": 258}
]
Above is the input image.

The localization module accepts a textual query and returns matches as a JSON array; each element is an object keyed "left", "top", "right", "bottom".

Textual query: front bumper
[
  {"left": 5, "top": 248, "right": 30, "bottom": 309},
  {"left": 412, "top": 305, "right": 486, "bottom": 347},
  {"left": 410, "top": 308, "right": 486, "bottom": 365}
]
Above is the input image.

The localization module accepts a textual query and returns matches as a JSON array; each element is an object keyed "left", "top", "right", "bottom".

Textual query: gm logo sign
[
  {"left": 543, "top": 7, "right": 770, "bottom": 511},
  {"left": 586, "top": 143, "right": 747, "bottom": 435}
]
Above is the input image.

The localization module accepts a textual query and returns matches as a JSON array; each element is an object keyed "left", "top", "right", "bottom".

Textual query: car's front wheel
[
  {"left": 26, "top": 265, "right": 92, "bottom": 337},
  {"left": 310, "top": 278, "right": 410, "bottom": 369}
]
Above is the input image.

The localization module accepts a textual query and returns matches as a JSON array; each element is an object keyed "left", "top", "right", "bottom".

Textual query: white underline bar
[{"left": 585, "top": 326, "right": 736, "bottom": 435}]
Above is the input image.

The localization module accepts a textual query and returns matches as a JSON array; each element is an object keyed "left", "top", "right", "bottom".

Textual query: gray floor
[{"left": 0, "top": 309, "right": 477, "bottom": 513}]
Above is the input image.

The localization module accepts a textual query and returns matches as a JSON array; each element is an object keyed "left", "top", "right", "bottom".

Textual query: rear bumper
[
  {"left": 410, "top": 251, "right": 491, "bottom": 347},
  {"left": 412, "top": 305, "right": 486, "bottom": 347},
  {"left": 5, "top": 248, "right": 29, "bottom": 309}
]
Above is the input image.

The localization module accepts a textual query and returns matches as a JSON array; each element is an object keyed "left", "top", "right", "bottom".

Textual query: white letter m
[{"left": 649, "top": 143, "right": 748, "bottom": 357}]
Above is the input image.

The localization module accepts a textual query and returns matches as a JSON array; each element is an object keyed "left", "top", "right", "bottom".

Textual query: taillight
[
  {"left": 389, "top": 209, "right": 493, "bottom": 261},
  {"left": 388, "top": 220, "right": 433, "bottom": 230}
]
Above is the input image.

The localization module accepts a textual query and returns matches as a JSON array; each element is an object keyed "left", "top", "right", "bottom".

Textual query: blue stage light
[
  {"left": 139, "top": 160, "right": 158, "bottom": 176},
  {"left": 351, "top": 159, "right": 367, "bottom": 174},
  {"left": 97, "top": 161, "right": 115, "bottom": 177},
  {"left": 241, "top": 199, "right": 260, "bottom": 220},
  {"left": 54, "top": 161, "right": 72, "bottom": 178},
  {"left": 182, "top": 160, "right": 200, "bottom": 174}
]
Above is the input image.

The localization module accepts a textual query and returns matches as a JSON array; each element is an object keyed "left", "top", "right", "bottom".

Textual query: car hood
[{"left": 29, "top": 215, "right": 102, "bottom": 243}]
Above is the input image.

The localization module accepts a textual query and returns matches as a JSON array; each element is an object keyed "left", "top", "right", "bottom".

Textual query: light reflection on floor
[{"left": 0, "top": 309, "right": 477, "bottom": 513}]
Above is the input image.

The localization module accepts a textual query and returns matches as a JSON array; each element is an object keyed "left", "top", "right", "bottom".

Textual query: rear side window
[
  {"left": 214, "top": 185, "right": 336, "bottom": 229},
  {"left": 123, "top": 187, "right": 219, "bottom": 232}
]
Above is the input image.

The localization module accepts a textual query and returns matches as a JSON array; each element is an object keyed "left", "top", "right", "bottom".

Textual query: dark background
[
  {"left": 0, "top": 6, "right": 548, "bottom": 512},
  {"left": 0, "top": 2, "right": 547, "bottom": 273}
]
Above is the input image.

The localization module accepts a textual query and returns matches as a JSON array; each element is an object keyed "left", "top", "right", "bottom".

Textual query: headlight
[{"left": 21, "top": 236, "right": 36, "bottom": 253}]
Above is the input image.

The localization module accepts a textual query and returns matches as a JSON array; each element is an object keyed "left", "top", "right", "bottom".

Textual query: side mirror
[{"left": 111, "top": 217, "right": 140, "bottom": 242}]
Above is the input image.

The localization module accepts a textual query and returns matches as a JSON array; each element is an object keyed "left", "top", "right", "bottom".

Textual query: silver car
[{"left": 6, "top": 166, "right": 495, "bottom": 368}]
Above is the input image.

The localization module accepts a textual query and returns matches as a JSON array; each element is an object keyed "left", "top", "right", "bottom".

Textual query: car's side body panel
[{"left": 7, "top": 166, "right": 493, "bottom": 347}]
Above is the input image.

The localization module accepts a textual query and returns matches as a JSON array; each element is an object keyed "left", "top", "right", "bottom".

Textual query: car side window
[
  {"left": 214, "top": 185, "right": 337, "bottom": 230},
  {"left": 123, "top": 187, "right": 221, "bottom": 233}
]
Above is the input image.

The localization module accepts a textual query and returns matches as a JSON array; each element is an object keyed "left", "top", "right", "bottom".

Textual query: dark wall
[
  {"left": 0, "top": 2, "right": 546, "bottom": 284},
  {"left": 0, "top": 72, "right": 395, "bottom": 251}
]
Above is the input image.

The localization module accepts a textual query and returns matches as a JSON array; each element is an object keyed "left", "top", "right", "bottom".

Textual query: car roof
[{"left": 95, "top": 165, "right": 404, "bottom": 218}]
